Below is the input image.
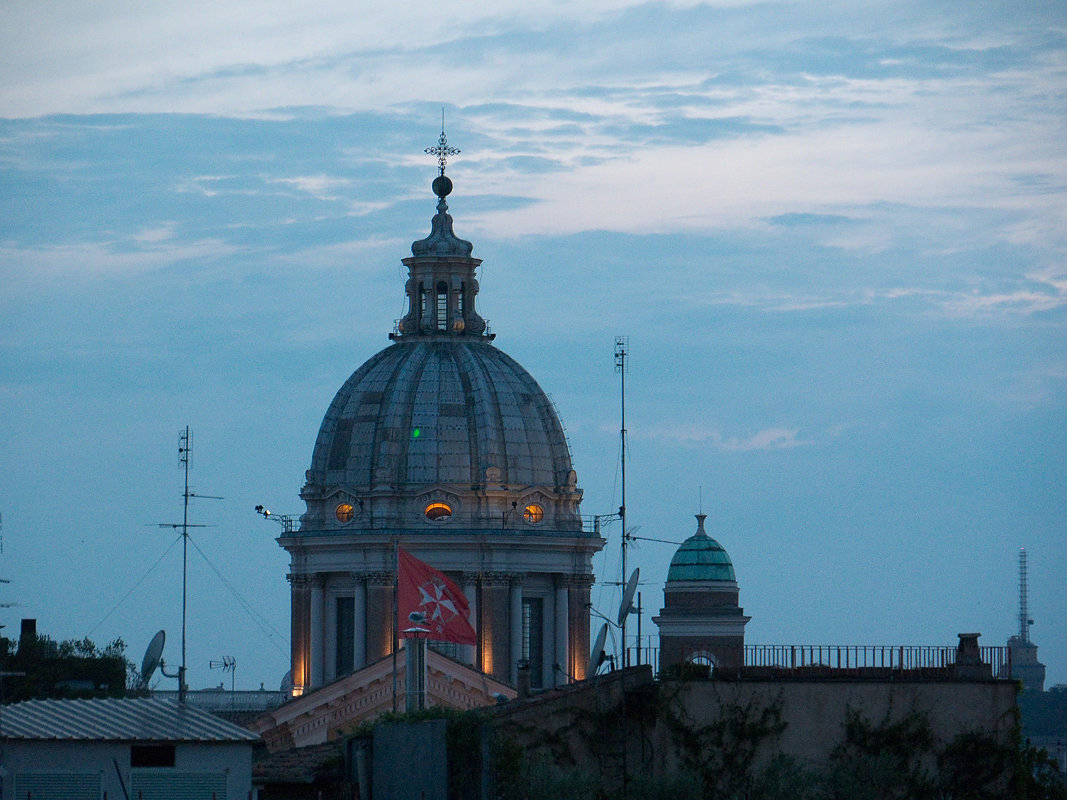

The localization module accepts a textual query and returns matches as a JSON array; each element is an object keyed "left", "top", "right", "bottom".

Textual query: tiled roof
[
  {"left": 0, "top": 697, "right": 259, "bottom": 742},
  {"left": 253, "top": 741, "right": 344, "bottom": 782}
]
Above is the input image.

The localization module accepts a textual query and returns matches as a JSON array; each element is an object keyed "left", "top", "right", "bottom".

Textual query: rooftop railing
[
  {"left": 153, "top": 688, "right": 289, "bottom": 712},
  {"left": 741, "top": 644, "right": 1011, "bottom": 679},
  {"left": 620, "top": 642, "right": 1013, "bottom": 680}
]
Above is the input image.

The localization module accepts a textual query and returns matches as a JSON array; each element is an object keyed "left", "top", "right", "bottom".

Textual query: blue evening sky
[{"left": 1, "top": 0, "right": 1064, "bottom": 690}]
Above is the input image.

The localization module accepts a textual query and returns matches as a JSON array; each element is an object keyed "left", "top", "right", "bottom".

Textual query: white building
[{"left": 0, "top": 697, "right": 256, "bottom": 799}]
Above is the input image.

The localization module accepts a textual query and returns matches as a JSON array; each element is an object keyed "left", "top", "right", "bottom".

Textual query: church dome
[
  {"left": 307, "top": 339, "right": 574, "bottom": 492},
  {"left": 297, "top": 162, "right": 581, "bottom": 534},
  {"left": 666, "top": 514, "right": 736, "bottom": 582}
]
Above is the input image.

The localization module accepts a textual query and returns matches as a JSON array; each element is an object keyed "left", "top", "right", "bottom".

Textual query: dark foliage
[{"left": 1, "top": 634, "right": 129, "bottom": 702}]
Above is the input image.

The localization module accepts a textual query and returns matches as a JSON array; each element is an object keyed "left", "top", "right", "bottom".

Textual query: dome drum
[{"left": 298, "top": 481, "right": 582, "bottom": 533}]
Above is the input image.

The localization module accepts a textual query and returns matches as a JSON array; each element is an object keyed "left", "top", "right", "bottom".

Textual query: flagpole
[{"left": 392, "top": 538, "right": 399, "bottom": 713}]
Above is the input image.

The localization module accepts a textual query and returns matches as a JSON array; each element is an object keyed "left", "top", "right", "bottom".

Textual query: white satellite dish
[
  {"left": 140, "top": 630, "right": 166, "bottom": 687},
  {"left": 589, "top": 623, "right": 608, "bottom": 675},
  {"left": 617, "top": 568, "right": 640, "bottom": 627}
]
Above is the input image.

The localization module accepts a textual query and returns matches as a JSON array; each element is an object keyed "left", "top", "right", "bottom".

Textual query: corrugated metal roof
[{"left": 0, "top": 697, "right": 259, "bottom": 742}]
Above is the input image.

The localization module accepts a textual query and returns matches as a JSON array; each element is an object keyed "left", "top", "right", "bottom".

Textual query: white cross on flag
[{"left": 397, "top": 548, "right": 477, "bottom": 644}]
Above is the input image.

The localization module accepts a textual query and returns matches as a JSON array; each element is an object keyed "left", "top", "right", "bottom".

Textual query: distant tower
[
  {"left": 1007, "top": 547, "right": 1046, "bottom": 692},
  {"left": 1018, "top": 547, "right": 1030, "bottom": 642},
  {"left": 653, "top": 514, "right": 750, "bottom": 673}
]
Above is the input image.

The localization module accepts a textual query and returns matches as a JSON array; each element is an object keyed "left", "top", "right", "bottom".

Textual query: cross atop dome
[
  {"left": 425, "top": 112, "right": 459, "bottom": 176},
  {"left": 394, "top": 121, "right": 486, "bottom": 339}
]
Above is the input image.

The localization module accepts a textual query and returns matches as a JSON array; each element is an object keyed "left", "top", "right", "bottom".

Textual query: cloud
[
  {"left": 0, "top": 237, "right": 240, "bottom": 290},
  {"left": 639, "top": 424, "right": 814, "bottom": 451},
  {"left": 270, "top": 174, "right": 352, "bottom": 199},
  {"left": 717, "top": 428, "right": 814, "bottom": 452}
]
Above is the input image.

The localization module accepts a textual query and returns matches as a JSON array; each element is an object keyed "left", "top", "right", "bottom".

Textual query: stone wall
[{"left": 492, "top": 666, "right": 1019, "bottom": 792}]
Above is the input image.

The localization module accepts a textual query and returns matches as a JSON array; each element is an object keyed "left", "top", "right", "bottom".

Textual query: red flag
[{"left": 397, "top": 548, "right": 477, "bottom": 645}]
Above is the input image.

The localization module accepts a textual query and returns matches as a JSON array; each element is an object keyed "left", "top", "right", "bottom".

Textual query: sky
[{"left": 1, "top": 1, "right": 1065, "bottom": 691}]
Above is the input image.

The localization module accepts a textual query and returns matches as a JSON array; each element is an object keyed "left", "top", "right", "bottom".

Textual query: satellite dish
[
  {"left": 589, "top": 623, "right": 608, "bottom": 675},
  {"left": 617, "top": 568, "right": 640, "bottom": 627},
  {"left": 140, "top": 630, "right": 166, "bottom": 687}
]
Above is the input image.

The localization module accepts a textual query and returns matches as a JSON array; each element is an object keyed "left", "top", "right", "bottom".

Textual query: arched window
[
  {"left": 687, "top": 651, "right": 717, "bottom": 675},
  {"left": 425, "top": 502, "right": 452, "bottom": 521},
  {"left": 436, "top": 281, "right": 448, "bottom": 331},
  {"left": 523, "top": 504, "right": 544, "bottom": 524},
  {"left": 419, "top": 282, "right": 426, "bottom": 325}
]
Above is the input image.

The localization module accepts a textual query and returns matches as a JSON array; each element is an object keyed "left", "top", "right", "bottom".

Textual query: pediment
[{"left": 251, "top": 649, "right": 515, "bottom": 751}]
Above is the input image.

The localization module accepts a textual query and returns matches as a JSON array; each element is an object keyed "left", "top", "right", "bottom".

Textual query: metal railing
[
  {"left": 742, "top": 644, "right": 1011, "bottom": 679},
  {"left": 617, "top": 643, "right": 1012, "bottom": 680},
  {"left": 153, "top": 688, "right": 289, "bottom": 712}
]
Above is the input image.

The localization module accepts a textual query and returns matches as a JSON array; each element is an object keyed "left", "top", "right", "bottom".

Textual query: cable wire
[
  {"left": 187, "top": 535, "right": 290, "bottom": 655},
  {"left": 86, "top": 535, "right": 183, "bottom": 638}
]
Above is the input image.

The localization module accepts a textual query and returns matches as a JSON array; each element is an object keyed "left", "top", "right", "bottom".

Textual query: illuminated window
[
  {"left": 523, "top": 504, "right": 544, "bottom": 524},
  {"left": 424, "top": 502, "right": 452, "bottom": 521},
  {"left": 335, "top": 503, "right": 355, "bottom": 523}
]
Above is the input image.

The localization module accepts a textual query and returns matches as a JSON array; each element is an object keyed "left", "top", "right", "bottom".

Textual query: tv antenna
[
  {"left": 614, "top": 336, "right": 632, "bottom": 665},
  {"left": 155, "top": 427, "right": 222, "bottom": 703},
  {"left": 210, "top": 655, "right": 238, "bottom": 709}
]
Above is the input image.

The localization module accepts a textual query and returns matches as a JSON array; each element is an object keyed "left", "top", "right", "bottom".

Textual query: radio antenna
[
  {"left": 155, "top": 427, "right": 222, "bottom": 703},
  {"left": 614, "top": 336, "right": 629, "bottom": 665},
  {"left": 1018, "top": 547, "right": 1030, "bottom": 643}
]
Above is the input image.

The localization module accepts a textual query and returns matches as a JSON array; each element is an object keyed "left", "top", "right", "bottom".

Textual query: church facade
[{"left": 279, "top": 151, "right": 604, "bottom": 695}]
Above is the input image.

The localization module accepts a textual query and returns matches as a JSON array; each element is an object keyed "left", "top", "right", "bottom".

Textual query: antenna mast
[
  {"left": 178, "top": 427, "right": 192, "bottom": 703},
  {"left": 156, "top": 427, "right": 219, "bottom": 703},
  {"left": 614, "top": 336, "right": 628, "bottom": 665},
  {"left": 1018, "top": 547, "right": 1029, "bottom": 643}
]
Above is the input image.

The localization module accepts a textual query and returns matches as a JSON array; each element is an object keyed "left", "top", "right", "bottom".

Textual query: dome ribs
[
  {"left": 315, "top": 348, "right": 393, "bottom": 485},
  {"left": 306, "top": 340, "right": 579, "bottom": 530},
  {"left": 384, "top": 341, "right": 435, "bottom": 487},
  {"left": 447, "top": 345, "right": 481, "bottom": 486},
  {"left": 464, "top": 344, "right": 509, "bottom": 486}
]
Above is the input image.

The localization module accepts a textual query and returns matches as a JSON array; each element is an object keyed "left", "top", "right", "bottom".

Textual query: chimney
[
  {"left": 517, "top": 659, "right": 531, "bottom": 699},
  {"left": 19, "top": 618, "right": 37, "bottom": 653}
]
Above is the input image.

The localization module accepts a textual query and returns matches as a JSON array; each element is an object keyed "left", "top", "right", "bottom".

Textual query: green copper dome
[{"left": 666, "top": 514, "right": 736, "bottom": 583}]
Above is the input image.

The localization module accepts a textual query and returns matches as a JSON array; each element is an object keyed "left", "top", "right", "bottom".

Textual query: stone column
[
  {"left": 310, "top": 577, "right": 325, "bottom": 689},
  {"left": 365, "top": 571, "right": 395, "bottom": 662},
  {"left": 352, "top": 572, "right": 367, "bottom": 671},
  {"left": 555, "top": 578, "right": 569, "bottom": 686},
  {"left": 567, "top": 574, "right": 595, "bottom": 681},
  {"left": 287, "top": 573, "right": 312, "bottom": 695},
  {"left": 462, "top": 572, "right": 479, "bottom": 667},
  {"left": 509, "top": 577, "right": 524, "bottom": 685}
]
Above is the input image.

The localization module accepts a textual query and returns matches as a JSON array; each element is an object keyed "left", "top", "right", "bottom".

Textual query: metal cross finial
[{"left": 425, "top": 111, "right": 459, "bottom": 175}]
